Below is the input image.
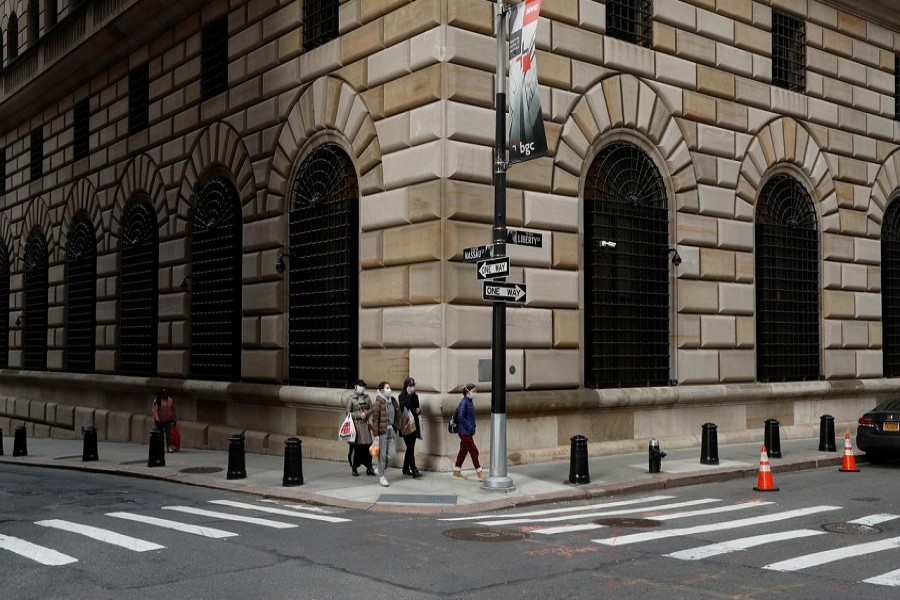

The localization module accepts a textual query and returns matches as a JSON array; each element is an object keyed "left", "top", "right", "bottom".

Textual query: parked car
[{"left": 856, "top": 397, "right": 900, "bottom": 462}]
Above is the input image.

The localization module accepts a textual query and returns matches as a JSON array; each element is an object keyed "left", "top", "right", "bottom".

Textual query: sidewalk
[{"left": 0, "top": 435, "right": 859, "bottom": 514}]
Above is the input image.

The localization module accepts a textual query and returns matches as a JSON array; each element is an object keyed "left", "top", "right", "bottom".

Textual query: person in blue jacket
[{"left": 452, "top": 383, "right": 485, "bottom": 480}]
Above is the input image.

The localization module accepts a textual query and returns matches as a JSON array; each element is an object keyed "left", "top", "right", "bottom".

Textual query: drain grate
[
  {"left": 443, "top": 527, "right": 530, "bottom": 542},
  {"left": 595, "top": 517, "right": 661, "bottom": 528},
  {"left": 822, "top": 522, "right": 882, "bottom": 535},
  {"left": 180, "top": 467, "right": 223, "bottom": 474}
]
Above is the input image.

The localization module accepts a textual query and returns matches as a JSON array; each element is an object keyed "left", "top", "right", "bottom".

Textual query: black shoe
[
  {"left": 365, "top": 467, "right": 376, "bottom": 476},
  {"left": 352, "top": 468, "right": 359, "bottom": 477},
  {"left": 402, "top": 468, "right": 411, "bottom": 476},
  {"left": 412, "top": 469, "right": 422, "bottom": 479}
]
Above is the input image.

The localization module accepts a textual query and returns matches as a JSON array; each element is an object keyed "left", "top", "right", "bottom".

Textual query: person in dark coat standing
[
  {"left": 345, "top": 379, "right": 376, "bottom": 477},
  {"left": 452, "top": 383, "right": 484, "bottom": 480},
  {"left": 398, "top": 376, "right": 422, "bottom": 478}
]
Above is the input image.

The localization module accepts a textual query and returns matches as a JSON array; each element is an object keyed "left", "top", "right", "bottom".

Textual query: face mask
[
  {"left": 468, "top": 391, "right": 477, "bottom": 400},
  {"left": 407, "top": 386, "right": 415, "bottom": 394},
  {"left": 383, "top": 387, "right": 392, "bottom": 396},
  {"left": 355, "top": 385, "right": 364, "bottom": 394}
]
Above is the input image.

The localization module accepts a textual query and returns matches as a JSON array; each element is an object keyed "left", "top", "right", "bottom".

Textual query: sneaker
[
  {"left": 452, "top": 469, "right": 464, "bottom": 479},
  {"left": 476, "top": 469, "right": 486, "bottom": 480},
  {"left": 379, "top": 476, "right": 390, "bottom": 487}
]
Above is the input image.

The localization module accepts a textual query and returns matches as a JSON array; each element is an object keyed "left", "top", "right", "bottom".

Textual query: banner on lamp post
[{"left": 508, "top": 0, "right": 547, "bottom": 165}]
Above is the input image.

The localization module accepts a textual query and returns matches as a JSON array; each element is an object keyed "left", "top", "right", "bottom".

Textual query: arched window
[
  {"left": 24, "top": 231, "right": 48, "bottom": 370},
  {"left": 0, "top": 244, "right": 9, "bottom": 368},
  {"left": 7, "top": 13, "right": 19, "bottom": 61},
  {"left": 189, "top": 176, "right": 242, "bottom": 380},
  {"left": 120, "top": 200, "right": 158, "bottom": 376},
  {"left": 27, "top": 0, "right": 38, "bottom": 44},
  {"left": 288, "top": 144, "right": 359, "bottom": 387},
  {"left": 66, "top": 216, "right": 96, "bottom": 373},
  {"left": 882, "top": 199, "right": 900, "bottom": 377},
  {"left": 755, "top": 174, "right": 820, "bottom": 382},
  {"left": 584, "top": 142, "right": 671, "bottom": 388}
]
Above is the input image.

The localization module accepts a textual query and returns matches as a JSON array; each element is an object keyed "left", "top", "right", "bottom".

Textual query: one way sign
[
  {"left": 482, "top": 281, "right": 527, "bottom": 303},
  {"left": 477, "top": 257, "right": 510, "bottom": 280}
]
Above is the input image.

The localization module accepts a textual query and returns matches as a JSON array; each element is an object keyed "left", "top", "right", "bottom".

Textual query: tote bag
[{"left": 339, "top": 413, "right": 357, "bottom": 443}]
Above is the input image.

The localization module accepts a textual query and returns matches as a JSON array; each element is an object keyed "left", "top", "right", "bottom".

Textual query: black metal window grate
[
  {"left": 772, "top": 10, "right": 806, "bottom": 92},
  {"left": 756, "top": 175, "right": 819, "bottom": 382},
  {"left": 128, "top": 62, "right": 149, "bottom": 134},
  {"left": 30, "top": 127, "right": 42, "bottom": 181},
  {"left": 0, "top": 146, "right": 6, "bottom": 196},
  {"left": 302, "top": 0, "right": 338, "bottom": 51},
  {"left": 584, "top": 142, "right": 670, "bottom": 388},
  {"left": 44, "top": 0, "right": 57, "bottom": 29},
  {"left": 24, "top": 232, "right": 48, "bottom": 371},
  {"left": 882, "top": 200, "right": 900, "bottom": 376},
  {"left": 120, "top": 200, "right": 158, "bottom": 376},
  {"left": 190, "top": 176, "right": 242, "bottom": 381},
  {"left": 66, "top": 217, "right": 96, "bottom": 373},
  {"left": 74, "top": 98, "right": 90, "bottom": 161},
  {"left": 606, "top": 0, "right": 653, "bottom": 48},
  {"left": 0, "top": 244, "right": 9, "bottom": 368},
  {"left": 201, "top": 16, "right": 228, "bottom": 100},
  {"left": 289, "top": 144, "right": 359, "bottom": 388},
  {"left": 7, "top": 13, "right": 19, "bottom": 61},
  {"left": 895, "top": 54, "right": 900, "bottom": 121},
  {"left": 27, "top": 0, "right": 38, "bottom": 44}
]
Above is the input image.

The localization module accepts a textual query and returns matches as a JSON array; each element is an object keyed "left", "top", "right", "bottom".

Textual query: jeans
[{"left": 377, "top": 428, "right": 396, "bottom": 476}]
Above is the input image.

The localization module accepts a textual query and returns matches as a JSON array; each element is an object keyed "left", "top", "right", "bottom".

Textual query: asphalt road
[{"left": 2, "top": 461, "right": 899, "bottom": 599}]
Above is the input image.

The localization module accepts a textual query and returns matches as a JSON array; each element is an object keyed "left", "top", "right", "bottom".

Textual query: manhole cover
[
  {"left": 119, "top": 460, "right": 147, "bottom": 465},
  {"left": 180, "top": 467, "right": 223, "bottom": 474},
  {"left": 595, "top": 517, "right": 661, "bottom": 528},
  {"left": 822, "top": 522, "right": 882, "bottom": 535},
  {"left": 443, "top": 527, "right": 530, "bottom": 542}
]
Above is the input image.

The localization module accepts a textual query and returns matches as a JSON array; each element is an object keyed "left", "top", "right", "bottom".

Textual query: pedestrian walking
[
  {"left": 152, "top": 388, "right": 177, "bottom": 453},
  {"left": 453, "top": 383, "right": 484, "bottom": 480},
  {"left": 370, "top": 381, "right": 401, "bottom": 487},
  {"left": 398, "top": 376, "right": 422, "bottom": 478},
  {"left": 345, "top": 379, "right": 376, "bottom": 477}
]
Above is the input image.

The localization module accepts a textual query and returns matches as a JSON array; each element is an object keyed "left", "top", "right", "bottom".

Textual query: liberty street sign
[
  {"left": 506, "top": 228, "right": 543, "bottom": 247},
  {"left": 463, "top": 244, "right": 494, "bottom": 263},
  {"left": 483, "top": 281, "right": 527, "bottom": 303},
  {"left": 477, "top": 256, "right": 510, "bottom": 280}
]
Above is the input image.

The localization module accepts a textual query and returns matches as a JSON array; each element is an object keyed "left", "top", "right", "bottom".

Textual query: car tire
[{"left": 865, "top": 451, "right": 887, "bottom": 464}]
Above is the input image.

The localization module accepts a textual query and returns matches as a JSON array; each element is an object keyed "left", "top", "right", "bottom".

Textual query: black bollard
[
  {"left": 282, "top": 437, "right": 303, "bottom": 487},
  {"left": 82, "top": 426, "right": 99, "bottom": 462},
  {"left": 227, "top": 434, "right": 247, "bottom": 480},
  {"left": 649, "top": 438, "right": 666, "bottom": 473},
  {"left": 819, "top": 414, "right": 836, "bottom": 452},
  {"left": 764, "top": 418, "right": 782, "bottom": 458},
  {"left": 13, "top": 425, "right": 27, "bottom": 457},
  {"left": 700, "top": 422, "right": 719, "bottom": 465},
  {"left": 148, "top": 429, "right": 166, "bottom": 467},
  {"left": 568, "top": 435, "right": 590, "bottom": 484},
  {"left": 0, "top": 427, "right": 4, "bottom": 456}
]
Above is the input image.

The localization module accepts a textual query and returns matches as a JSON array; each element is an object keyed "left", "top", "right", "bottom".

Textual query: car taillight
[{"left": 858, "top": 417, "right": 876, "bottom": 428}]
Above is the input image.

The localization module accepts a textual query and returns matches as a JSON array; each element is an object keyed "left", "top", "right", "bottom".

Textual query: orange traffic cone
[
  {"left": 753, "top": 444, "right": 779, "bottom": 492},
  {"left": 839, "top": 433, "right": 859, "bottom": 472}
]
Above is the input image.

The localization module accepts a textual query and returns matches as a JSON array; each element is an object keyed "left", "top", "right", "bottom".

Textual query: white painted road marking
[
  {"left": 532, "top": 523, "right": 607, "bottom": 535},
  {"left": 482, "top": 498, "right": 721, "bottom": 527},
  {"left": 764, "top": 536, "right": 900, "bottom": 572},
  {"left": 106, "top": 512, "right": 238, "bottom": 538},
  {"left": 848, "top": 514, "right": 900, "bottom": 526},
  {"left": 649, "top": 501, "right": 773, "bottom": 521},
  {"left": 35, "top": 519, "right": 164, "bottom": 552},
  {"left": 667, "top": 529, "right": 825, "bottom": 561},
  {"left": 864, "top": 568, "right": 900, "bottom": 587},
  {"left": 207, "top": 500, "right": 351, "bottom": 523},
  {"left": 0, "top": 534, "right": 78, "bottom": 566},
  {"left": 161, "top": 506, "right": 297, "bottom": 529},
  {"left": 593, "top": 505, "right": 842, "bottom": 546},
  {"left": 438, "top": 495, "right": 677, "bottom": 522}
]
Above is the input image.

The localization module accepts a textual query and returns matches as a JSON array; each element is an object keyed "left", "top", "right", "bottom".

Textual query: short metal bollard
[
  {"left": 82, "top": 426, "right": 99, "bottom": 462},
  {"left": 227, "top": 434, "right": 247, "bottom": 480},
  {"left": 764, "top": 418, "right": 782, "bottom": 458},
  {"left": 282, "top": 437, "right": 303, "bottom": 487},
  {"left": 649, "top": 438, "right": 667, "bottom": 473},
  {"left": 568, "top": 435, "right": 590, "bottom": 484},
  {"left": 819, "top": 414, "right": 836, "bottom": 452},
  {"left": 13, "top": 425, "right": 27, "bottom": 457},
  {"left": 700, "top": 422, "right": 719, "bottom": 465},
  {"left": 148, "top": 429, "right": 166, "bottom": 467}
]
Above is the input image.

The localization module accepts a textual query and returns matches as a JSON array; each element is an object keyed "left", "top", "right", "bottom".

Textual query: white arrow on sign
[
  {"left": 482, "top": 282, "right": 527, "bottom": 303},
  {"left": 477, "top": 257, "right": 510, "bottom": 280}
]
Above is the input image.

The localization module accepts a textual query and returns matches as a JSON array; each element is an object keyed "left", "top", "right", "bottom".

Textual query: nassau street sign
[
  {"left": 476, "top": 256, "right": 510, "bottom": 280},
  {"left": 463, "top": 244, "right": 494, "bottom": 263},
  {"left": 482, "top": 281, "right": 527, "bottom": 303},
  {"left": 506, "top": 228, "right": 543, "bottom": 247}
]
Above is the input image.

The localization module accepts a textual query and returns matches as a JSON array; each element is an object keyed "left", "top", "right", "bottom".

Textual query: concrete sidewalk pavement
[{"left": 0, "top": 433, "right": 864, "bottom": 514}]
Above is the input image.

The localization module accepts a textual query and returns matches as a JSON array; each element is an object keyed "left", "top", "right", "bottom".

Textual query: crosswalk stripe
[
  {"left": 863, "top": 568, "right": 900, "bottom": 587},
  {"left": 437, "top": 495, "right": 677, "bottom": 522},
  {"left": 208, "top": 500, "right": 350, "bottom": 523},
  {"left": 533, "top": 523, "right": 607, "bottom": 535},
  {"left": 593, "top": 505, "right": 842, "bottom": 547},
  {"left": 161, "top": 506, "right": 297, "bottom": 529},
  {"left": 0, "top": 534, "right": 78, "bottom": 566},
  {"left": 106, "top": 512, "right": 238, "bottom": 538},
  {"left": 481, "top": 498, "right": 721, "bottom": 527},
  {"left": 35, "top": 520, "right": 164, "bottom": 552},
  {"left": 650, "top": 501, "right": 773, "bottom": 521},
  {"left": 763, "top": 535, "right": 900, "bottom": 572},
  {"left": 667, "top": 529, "right": 825, "bottom": 561},
  {"left": 848, "top": 514, "right": 900, "bottom": 526}
]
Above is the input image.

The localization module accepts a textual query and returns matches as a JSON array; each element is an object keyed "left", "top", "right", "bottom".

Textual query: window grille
[
  {"left": 895, "top": 54, "right": 899, "bottom": 122},
  {"left": 74, "top": 98, "right": 90, "bottom": 161},
  {"left": 201, "top": 16, "right": 228, "bottom": 100},
  {"left": 883, "top": 200, "right": 900, "bottom": 377},
  {"left": 190, "top": 176, "right": 242, "bottom": 381},
  {"left": 120, "top": 200, "right": 158, "bottom": 376},
  {"left": 27, "top": 0, "right": 38, "bottom": 44},
  {"left": 44, "top": 0, "right": 57, "bottom": 29},
  {"left": 584, "top": 142, "right": 670, "bottom": 388},
  {"left": 30, "top": 127, "right": 42, "bottom": 181},
  {"left": 7, "top": 14, "right": 19, "bottom": 61},
  {"left": 289, "top": 144, "right": 358, "bottom": 388},
  {"left": 0, "top": 244, "right": 9, "bottom": 368},
  {"left": 755, "top": 175, "right": 819, "bottom": 382},
  {"left": 606, "top": 0, "right": 652, "bottom": 48},
  {"left": 772, "top": 10, "right": 806, "bottom": 92},
  {"left": 24, "top": 232, "right": 48, "bottom": 371},
  {"left": 66, "top": 217, "right": 96, "bottom": 373},
  {"left": 0, "top": 146, "right": 6, "bottom": 196},
  {"left": 128, "top": 62, "right": 149, "bottom": 134},
  {"left": 302, "top": 0, "right": 338, "bottom": 51}
]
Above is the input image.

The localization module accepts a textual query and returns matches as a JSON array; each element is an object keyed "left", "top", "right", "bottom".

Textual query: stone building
[{"left": 1, "top": 0, "right": 900, "bottom": 468}]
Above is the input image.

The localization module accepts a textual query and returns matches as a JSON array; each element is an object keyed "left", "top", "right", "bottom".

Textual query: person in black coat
[{"left": 398, "top": 376, "right": 422, "bottom": 478}]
